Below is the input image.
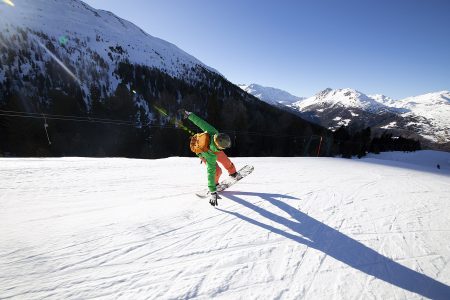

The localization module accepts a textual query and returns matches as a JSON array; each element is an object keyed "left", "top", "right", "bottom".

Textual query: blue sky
[{"left": 82, "top": 0, "right": 450, "bottom": 99}]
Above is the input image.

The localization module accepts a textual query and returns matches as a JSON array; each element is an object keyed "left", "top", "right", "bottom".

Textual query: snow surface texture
[{"left": 1, "top": 152, "right": 450, "bottom": 299}]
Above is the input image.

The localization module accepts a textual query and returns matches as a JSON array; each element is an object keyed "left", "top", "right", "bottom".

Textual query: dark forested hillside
[
  {"left": 0, "top": 29, "right": 333, "bottom": 158},
  {"left": 0, "top": 26, "right": 421, "bottom": 159}
]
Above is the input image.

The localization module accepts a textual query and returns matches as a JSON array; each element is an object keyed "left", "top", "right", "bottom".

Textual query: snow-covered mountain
[
  {"left": 288, "top": 88, "right": 400, "bottom": 131},
  {"left": 369, "top": 94, "right": 396, "bottom": 107},
  {"left": 374, "top": 91, "right": 450, "bottom": 144},
  {"left": 248, "top": 84, "right": 449, "bottom": 149},
  {"left": 238, "top": 83, "right": 305, "bottom": 106},
  {"left": 1, "top": 153, "right": 449, "bottom": 298},
  {"left": 0, "top": 0, "right": 220, "bottom": 97},
  {"left": 291, "top": 88, "right": 398, "bottom": 114}
]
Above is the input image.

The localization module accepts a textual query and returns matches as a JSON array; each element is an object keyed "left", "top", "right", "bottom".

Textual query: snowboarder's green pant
[{"left": 200, "top": 151, "right": 236, "bottom": 184}]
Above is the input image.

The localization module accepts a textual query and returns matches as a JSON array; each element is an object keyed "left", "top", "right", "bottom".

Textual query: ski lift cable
[
  {"left": 0, "top": 109, "right": 329, "bottom": 140},
  {"left": 0, "top": 112, "right": 181, "bottom": 128},
  {"left": 0, "top": 109, "right": 137, "bottom": 124}
]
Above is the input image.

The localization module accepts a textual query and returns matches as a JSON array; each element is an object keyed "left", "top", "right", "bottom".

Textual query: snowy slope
[
  {"left": 365, "top": 150, "right": 450, "bottom": 172},
  {"left": 0, "top": 0, "right": 220, "bottom": 93},
  {"left": 238, "top": 83, "right": 304, "bottom": 106},
  {"left": 0, "top": 0, "right": 218, "bottom": 76},
  {"left": 1, "top": 153, "right": 450, "bottom": 299},
  {"left": 369, "top": 94, "right": 397, "bottom": 107},
  {"left": 376, "top": 91, "right": 450, "bottom": 143}
]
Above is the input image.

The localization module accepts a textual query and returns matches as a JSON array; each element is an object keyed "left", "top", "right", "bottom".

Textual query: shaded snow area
[
  {"left": 1, "top": 154, "right": 450, "bottom": 299},
  {"left": 363, "top": 150, "right": 450, "bottom": 174}
]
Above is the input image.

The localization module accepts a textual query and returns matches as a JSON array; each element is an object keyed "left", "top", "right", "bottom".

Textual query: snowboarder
[{"left": 179, "top": 109, "right": 237, "bottom": 206}]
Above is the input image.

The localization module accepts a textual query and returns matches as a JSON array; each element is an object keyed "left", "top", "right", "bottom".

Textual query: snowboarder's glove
[
  {"left": 177, "top": 109, "right": 191, "bottom": 119},
  {"left": 209, "top": 192, "right": 221, "bottom": 206}
]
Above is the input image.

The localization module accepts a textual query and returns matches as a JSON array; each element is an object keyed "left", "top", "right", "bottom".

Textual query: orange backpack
[{"left": 190, "top": 132, "right": 210, "bottom": 154}]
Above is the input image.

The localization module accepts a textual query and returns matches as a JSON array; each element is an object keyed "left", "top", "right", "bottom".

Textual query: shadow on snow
[{"left": 218, "top": 191, "right": 450, "bottom": 299}]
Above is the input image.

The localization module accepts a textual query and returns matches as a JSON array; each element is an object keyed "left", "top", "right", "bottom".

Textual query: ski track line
[
  {"left": 358, "top": 213, "right": 397, "bottom": 300},
  {"left": 188, "top": 277, "right": 297, "bottom": 300},
  {"left": 286, "top": 243, "right": 310, "bottom": 295},
  {"left": 286, "top": 184, "right": 333, "bottom": 298},
  {"left": 15, "top": 206, "right": 238, "bottom": 275},
  {"left": 77, "top": 270, "right": 209, "bottom": 300},
  {"left": 75, "top": 255, "right": 273, "bottom": 299},
  {"left": 94, "top": 231, "right": 206, "bottom": 269},
  {"left": 278, "top": 191, "right": 325, "bottom": 295},
  {"left": 290, "top": 171, "right": 416, "bottom": 297},
  {"left": 319, "top": 253, "right": 444, "bottom": 276},
  {"left": 210, "top": 215, "right": 245, "bottom": 249},
  {"left": 183, "top": 273, "right": 208, "bottom": 299},
  {"left": 350, "top": 229, "right": 450, "bottom": 236},
  {"left": 22, "top": 205, "right": 143, "bottom": 223},
  {"left": 349, "top": 206, "right": 441, "bottom": 228},
  {"left": 374, "top": 216, "right": 404, "bottom": 300},
  {"left": 109, "top": 219, "right": 222, "bottom": 256},
  {"left": 11, "top": 249, "right": 407, "bottom": 300},
  {"left": 92, "top": 242, "right": 154, "bottom": 268},
  {"left": 2, "top": 214, "right": 231, "bottom": 276},
  {"left": 133, "top": 214, "right": 241, "bottom": 261},
  {"left": 133, "top": 236, "right": 289, "bottom": 282},
  {"left": 177, "top": 212, "right": 252, "bottom": 297},
  {"left": 300, "top": 219, "right": 343, "bottom": 299},
  {"left": 0, "top": 173, "right": 25, "bottom": 206},
  {"left": 146, "top": 235, "right": 288, "bottom": 270},
  {"left": 4, "top": 233, "right": 120, "bottom": 266},
  {"left": 9, "top": 207, "right": 228, "bottom": 265},
  {"left": 20, "top": 247, "right": 123, "bottom": 275},
  {"left": 3, "top": 265, "right": 151, "bottom": 300},
  {"left": 435, "top": 257, "right": 449, "bottom": 282},
  {"left": 137, "top": 198, "right": 302, "bottom": 266}
]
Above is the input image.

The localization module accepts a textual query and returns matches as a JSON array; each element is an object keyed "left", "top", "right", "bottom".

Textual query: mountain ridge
[
  {"left": 238, "top": 83, "right": 304, "bottom": 106},
  {"left": 241, "top": 83, "right": 450, "bottom": 149}
]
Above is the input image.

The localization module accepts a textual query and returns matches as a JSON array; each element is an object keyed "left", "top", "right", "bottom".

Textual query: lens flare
[
  {"left": 58, "top": 35, "right": 68, "bottom": 46},
  {"left": 153, "top": 105, "right": 168, "bottom": 117},
  {"left": 2, "top": 0, "right": 14, "bottom": 7},
  {"left": 35, "top": 39, "right": 81, "bottom": 85},
  {"left": 152, "top": 104, "right": 194, "bottom": 136}
]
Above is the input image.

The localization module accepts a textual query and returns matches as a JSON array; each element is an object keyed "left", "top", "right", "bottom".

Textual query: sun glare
[{"left": 2, "top": 0, "right": 15, "bottom": 7}]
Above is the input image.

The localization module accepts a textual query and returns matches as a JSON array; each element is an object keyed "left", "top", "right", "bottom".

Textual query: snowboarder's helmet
[{"left": 214, "top": 133, "right": 231, "bottom": 149}]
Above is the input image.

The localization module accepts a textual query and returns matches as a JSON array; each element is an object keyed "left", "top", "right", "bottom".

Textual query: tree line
[{"left": 0, "top": 30, "right": 421, "bottom": 158}]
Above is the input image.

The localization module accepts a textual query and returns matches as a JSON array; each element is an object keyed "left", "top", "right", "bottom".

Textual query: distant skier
[{"left": 179, "top": 109, "right": 237, "bottom": 206}]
